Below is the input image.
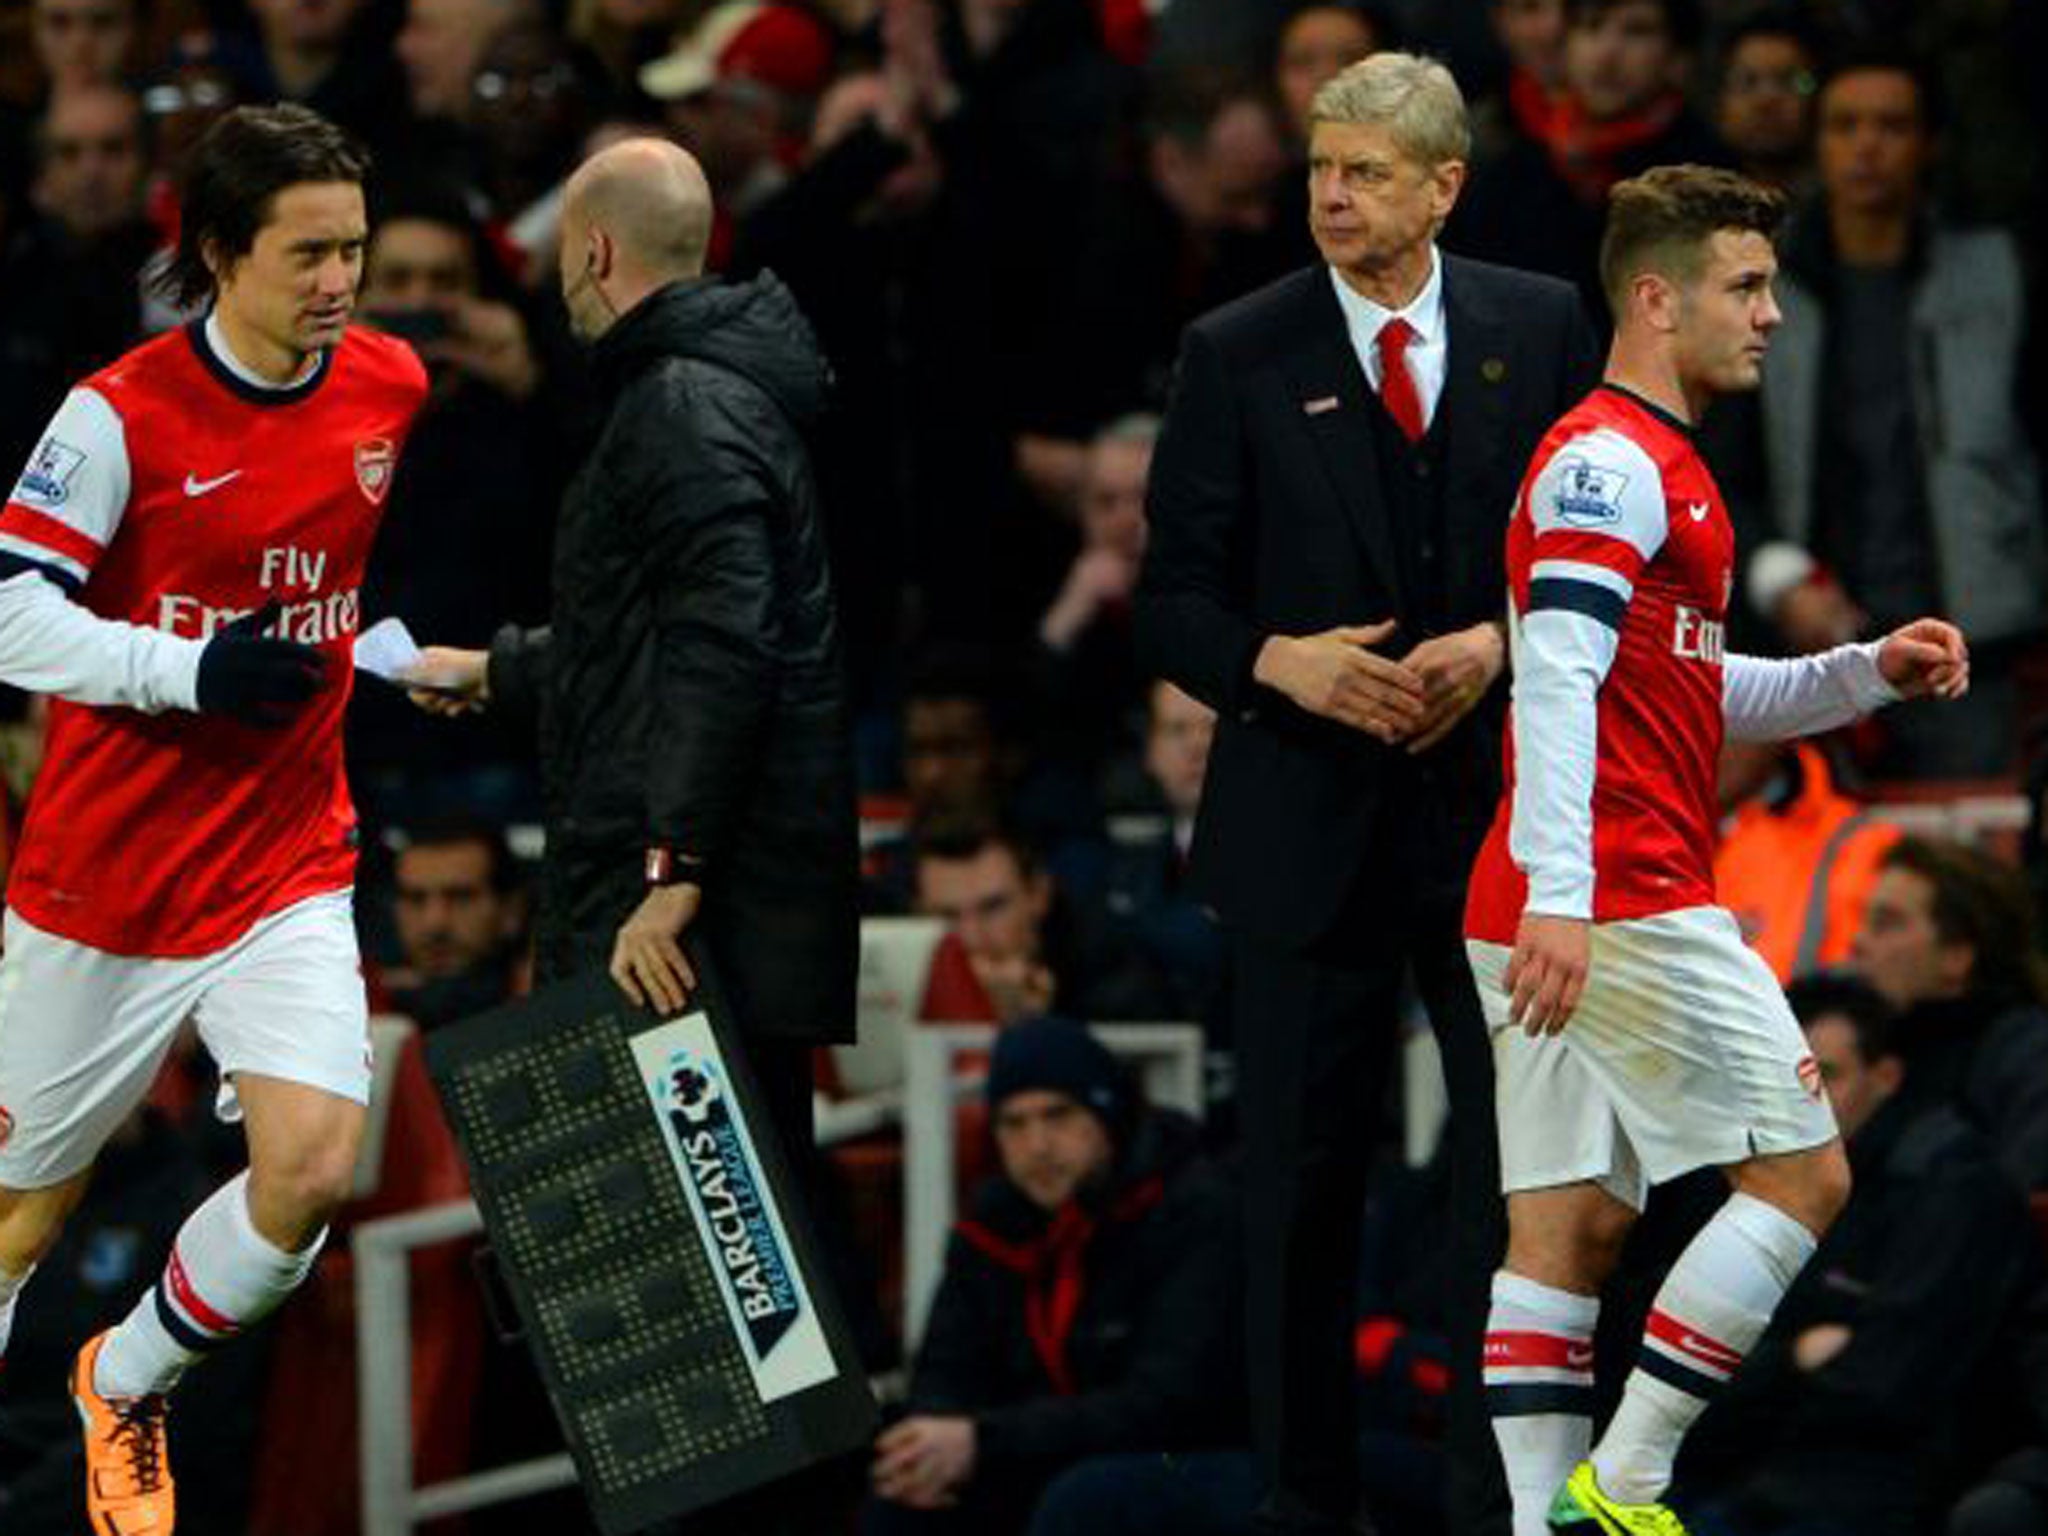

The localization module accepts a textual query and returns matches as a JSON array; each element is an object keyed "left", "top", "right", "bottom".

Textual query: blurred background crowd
[{"left": 0, "top": 0, "right": 2046, "bottom": 1531}]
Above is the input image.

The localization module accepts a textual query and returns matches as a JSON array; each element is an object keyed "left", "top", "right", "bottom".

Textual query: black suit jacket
[{"left": 1136, "top": 255, "right": 1598, "bottom": 948}]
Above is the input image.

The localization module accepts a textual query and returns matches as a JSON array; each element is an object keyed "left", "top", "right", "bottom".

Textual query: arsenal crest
[{"left": 354, "top": 438, "right": 395, "bottom": 504}]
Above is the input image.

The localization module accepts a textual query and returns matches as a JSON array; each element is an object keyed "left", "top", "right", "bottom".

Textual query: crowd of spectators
[{"left": 1, "top": 0, "right": 2045, "bottom": 1531}]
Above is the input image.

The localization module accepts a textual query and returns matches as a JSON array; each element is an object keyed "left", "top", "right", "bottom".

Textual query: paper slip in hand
[
  {"left": 353, "top": 616, "right": 424, "bottom": 684},
  {"left": 354, "top": 617, "right": 470, "bottom": 692}
]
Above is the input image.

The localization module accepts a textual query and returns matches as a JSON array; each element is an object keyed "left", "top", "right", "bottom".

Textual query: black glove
[{"left": 195, "top": 602, "right": 326, "bottom": 726}]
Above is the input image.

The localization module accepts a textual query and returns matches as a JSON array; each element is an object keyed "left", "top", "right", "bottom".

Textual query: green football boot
[{"left": 1547, "top": 1460, "right": 1690, "bottom": 1535}]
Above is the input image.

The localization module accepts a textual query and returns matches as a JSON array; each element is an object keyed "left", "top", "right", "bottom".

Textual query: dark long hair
[{"left": 155, "top": 103, "right": 370, "bottom": 310}]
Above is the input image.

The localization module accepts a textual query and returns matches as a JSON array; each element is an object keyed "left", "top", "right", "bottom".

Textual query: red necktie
[{"left": 1377, "top": 317, "right": 1425, "bottom": 443}]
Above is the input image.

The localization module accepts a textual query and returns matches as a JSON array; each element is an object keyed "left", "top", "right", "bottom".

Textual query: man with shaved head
[
  {"left": 418, "top": 130, "right": 854, "bottom": 1091},
  {"left": 411, "top": 141, "right": 862, "bottom": 1520},
  {"left": 555, "top": 136, "right": 718, "bottom": 335}
]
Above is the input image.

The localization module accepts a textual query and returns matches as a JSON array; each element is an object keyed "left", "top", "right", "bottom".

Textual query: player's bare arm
[{"left": 1252, "top": 619, "right": 1426, "bottom": 742}]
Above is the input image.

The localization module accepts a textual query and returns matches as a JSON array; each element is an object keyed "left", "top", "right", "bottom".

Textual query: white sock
[
  {"left": 95, "top": 1172, "right": 323, "bottom": 1398},
  {"left": 0, "top": 1259, "right": 33, "bottom": 1364},
  {"left": 1592, "top": 1193, "right": 1816, "bottom": 1504},
  {"left": 1486, "top": 1270, "right": 1600, "bottom": 1536}
]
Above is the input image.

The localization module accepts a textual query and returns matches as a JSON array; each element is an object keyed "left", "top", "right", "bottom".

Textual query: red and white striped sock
[
  {"left": 95, "top": 1171, "right": 322, "bottom": 1398},
  {"left": 1486, "top": 1269, "right": 1600, "bottom": 1536},
  {"left": 1593, "top": 1192, "right": 1816, "bottom": 1504}
]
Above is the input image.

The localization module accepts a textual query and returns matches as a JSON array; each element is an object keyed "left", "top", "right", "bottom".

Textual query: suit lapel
[
  {"left": 1279, "top": 270, "right": 1408, "bottom": 611},
  {"left": 1439, "top": 255, "right": 1516, "bottom": 605}
]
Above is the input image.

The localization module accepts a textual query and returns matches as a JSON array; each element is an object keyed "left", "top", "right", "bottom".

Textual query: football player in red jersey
[
  {"left": 1462, "top": 166, "right": 1966, "bottom": 1534},
  {"left": 0, "top": 104, "right": 426, "bottom": 1535}
]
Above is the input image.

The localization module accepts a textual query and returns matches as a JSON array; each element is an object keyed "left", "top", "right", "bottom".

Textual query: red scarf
[
  {"left": 1507, "top": 67, "right": 1560, "bottom": 143},
  {"left": 1518, "top": 83, "right": 1686, "bottom": 206},
  {"left": 954, "top": 1176, "right": 1164, "bottom": 1396}
]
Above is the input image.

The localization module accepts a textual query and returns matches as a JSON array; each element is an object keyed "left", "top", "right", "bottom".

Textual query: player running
[
  {"left": 1462, "top": 164, "right": 1968, "bottom": 1536},
  {"left": 0, "top": 104, "right": 424, "bottom": 1534}
]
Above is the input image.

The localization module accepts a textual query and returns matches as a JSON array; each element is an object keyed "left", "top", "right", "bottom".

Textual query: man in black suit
[{"left": 1137, "top": 51, "right": 1597, "bottom": 1536}]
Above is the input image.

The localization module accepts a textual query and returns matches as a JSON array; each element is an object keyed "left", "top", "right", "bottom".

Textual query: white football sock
[
  {"left": 1486, "top": 1269, "right": 1600, "bottom": 1536},
  {"left": 95, "top": 1171, "right": 322, "bottom": 1398},
  {"left": 1593, "top": 1193, "right": 1816, "bottom": 1504}
]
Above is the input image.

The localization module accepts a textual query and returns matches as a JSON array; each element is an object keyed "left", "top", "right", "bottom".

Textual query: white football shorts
[
  {"left": 1466, "top": 904, "right": 1838, "bottom": 1210},
  {"left": 0, "top": 889, "right": 370, "bottom": 1188}
]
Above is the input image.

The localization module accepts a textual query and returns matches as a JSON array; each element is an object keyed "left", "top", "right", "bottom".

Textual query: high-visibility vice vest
[{"left": 1715, "top": 741, "right": 1901, "bottom": 983}]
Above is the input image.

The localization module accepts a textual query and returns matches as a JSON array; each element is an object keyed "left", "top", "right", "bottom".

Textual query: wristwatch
[{"left": 644, "top": 846, "right": 704, "bottom": 887}]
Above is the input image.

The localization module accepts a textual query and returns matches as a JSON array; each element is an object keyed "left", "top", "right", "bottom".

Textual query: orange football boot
[{"left": 71, "top": 1330, "right": 176, "bottom": 1535}]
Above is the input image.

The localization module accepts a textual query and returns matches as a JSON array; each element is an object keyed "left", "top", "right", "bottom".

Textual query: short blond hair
[{"left": 1308, "top": 51, "right": 1470, "bottom": 166}]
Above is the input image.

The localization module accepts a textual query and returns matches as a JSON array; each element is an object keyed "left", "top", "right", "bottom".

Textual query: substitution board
[{"left": 424, "top": 963, "right": 877, "bottom": 1533}]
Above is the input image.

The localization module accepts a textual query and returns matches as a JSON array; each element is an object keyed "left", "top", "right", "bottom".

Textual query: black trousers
[{"left": 1232, "top": 823, "right": 1509, "bottom": 1536}]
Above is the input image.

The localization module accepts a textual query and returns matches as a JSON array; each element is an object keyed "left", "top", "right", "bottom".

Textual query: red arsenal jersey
[
  {"left": 1466, "top": 384, "right": 1737, "bottom": 944},
  {"left": 0, "top": 320, "right": 426, "bottom": 956}
]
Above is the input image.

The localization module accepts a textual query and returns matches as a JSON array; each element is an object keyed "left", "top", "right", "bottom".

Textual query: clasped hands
[{"left": 1254, "top": 618, "right": 1503, "bottom": 753}]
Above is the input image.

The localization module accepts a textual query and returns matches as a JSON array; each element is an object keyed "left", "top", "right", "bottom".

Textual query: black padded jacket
[{"left": 489, "top": 273, "right": 858, "bottom": 1042}]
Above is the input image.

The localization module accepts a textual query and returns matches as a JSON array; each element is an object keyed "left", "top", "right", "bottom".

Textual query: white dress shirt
[{"left": 1329, "top": 246, "right": 1447, "bottom": 432}]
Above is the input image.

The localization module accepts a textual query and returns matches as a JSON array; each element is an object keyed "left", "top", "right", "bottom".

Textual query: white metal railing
[
  {"left": 1869, "top": 792, "right": 2028, "bottom": 844},
  {"left": 358, "top": 1020, "right": 1206, "bottom": 1529},
  {"left": 354, "top": 1200, "right": 576, "bottom": 1536}
]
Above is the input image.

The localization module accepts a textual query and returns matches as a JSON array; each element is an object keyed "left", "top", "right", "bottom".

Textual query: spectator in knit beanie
[{"left": 862, "top": 1016, "right": 1253, "bottom": 1536}]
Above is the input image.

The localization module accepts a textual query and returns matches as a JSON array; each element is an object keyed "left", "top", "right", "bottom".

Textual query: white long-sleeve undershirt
[
  {"left": 1510, "top": 605, "right": 1615, "bottom": 920},
  {"left": 1512, "top": 614, "right": 1902, "bottom": 921},
  {"left": 0, "top": 569, "right": 202, "bottom": 712},
  {"left": 1722, "top": 642, "right": 1897, "bottom": 741}
]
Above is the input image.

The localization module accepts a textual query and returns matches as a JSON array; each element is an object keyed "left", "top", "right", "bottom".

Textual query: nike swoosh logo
[
  {"left": 1680, "top": 1331, "right": 1742, "bottom": 1368},
  {"left": 1688, "top": 501, "right": 1710, "bottom": 522},
  {"left": 183, "top": 470, "right": 242, "bottom": 497}
]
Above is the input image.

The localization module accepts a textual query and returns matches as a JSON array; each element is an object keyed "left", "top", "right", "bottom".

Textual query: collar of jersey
[
  {"left": 184, "top": 318, "right": 333, "bottom": 407},
  {"left": 1598, "top": 381, "right": 1695, "bottom": 440}
]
